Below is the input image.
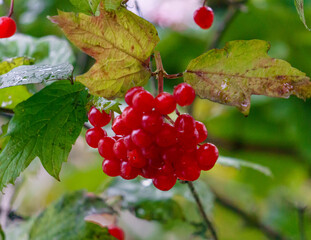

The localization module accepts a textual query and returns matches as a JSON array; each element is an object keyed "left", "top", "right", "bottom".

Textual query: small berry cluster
[{"left": 86, "top": 83, "right": 219, "bottom": 191}]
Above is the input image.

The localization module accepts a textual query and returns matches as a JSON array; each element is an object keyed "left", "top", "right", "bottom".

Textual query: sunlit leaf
[
  {"left": 69, "top": 0, "right": 101, "bottom": 14},
  {"left": 295, "top": 0, "right": 311, "bottom": 31},
  {"left": 49, "top": 1, "right": 159, "bottom": 99},
  {"left": 184, "top": 40, "right": 311, "bottom": 115},
  {"left": 0, "top": 57, "right": 34, "bottom": 75},
  {"left": 0, "top": 224, "right": 5, "bottom": 240},
  {"left": 90, "top": 96, "right": 122, "bottom": 114}
]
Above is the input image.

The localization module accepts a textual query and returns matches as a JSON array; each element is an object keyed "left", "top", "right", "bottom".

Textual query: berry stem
[
  {"left": 203, "top": 0, "right": 208, "bottom": 6},
  {"left": 187, "top": 181, "right": 218, "bottom": 240},
  {"left": 164, "top": 72, "right": 184, "bottom": 79},
  {"left": 154, "top": 51, "right": 164, "bottom": 94},
  {"left": 8, "top": 0, "right": 14, "bottom": 18}
]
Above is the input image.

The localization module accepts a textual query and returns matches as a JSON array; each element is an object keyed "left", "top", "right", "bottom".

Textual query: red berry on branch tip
[
  {"left": 85, "top": 127, "right": 107, "bottom": 148},
  {"left": 173, "top": 83, "right": 196, "bottom": 107},
  {"left": 0, "top": 17, "right": 16, "bottom": 38},
  {"left": 193, "top": 6, "right": 214, "bottom": 30}
]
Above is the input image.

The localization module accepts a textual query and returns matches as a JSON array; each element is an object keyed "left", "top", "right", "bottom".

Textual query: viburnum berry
[
  {"left": 85, "top": 127, "right": 107, "bottom": 148},
  {"left": 120, "top": 161, "right": 140, "bottom": 180},
  {"left": 88, "top": 107, "right": 111, "bottom": 127},
  {"left": 132, "top": 90, "right": 155, "bottom": 112},
  {"left": 155, "top": 123, "right": 178, "bottom": 147},
  {"left": 102, "top": 159, "right": 121, "bottom": 177},
  {"left": 112, "top": 115, "right": 131, "bottom": 135},
  {"left": 0, "top": 17, "right": 16, "bottom": 38},
  {"left": 195, "top": 121, "right": 208, "bottom": 143},
  {"left": 108, "top": 225, "right": 125, "bottom": 240},
  {"left": 175, "top": 114, "right": 196, "bottom": 134},
  {"left": 141, "top": 111, "right": 163, "bottom": 134},
  {"left": 98, "top": 137, "right": 116, "bottom": 159},
  {"left": 193, "top": 6, "right": 214, "bottom": 29},
  {"left": 113, "top": 139, "right": 127, "bottom": 159},
  {"left": 155, "top": 92, "right": 176, "bottom": 115},
  {"left": 131, "top": 129, "right": 153, "bottom": 148},
  {"left": 197, "top": 143, "right": 219, "bottom": 170},
  {"left": 122, "top": 106, "right": 142, "bottom": 130},
  {"left": 153, "top": 174, "right": 177, "bottom": 191},
  {"left": 127, "top": 148, "right": 147, "bottom": 168},
  {"left": 125, "top": 86, "right": 144, "bottom": 106},
  {"left": 173, "top": 83, "right": 196, "bottom": 106}
]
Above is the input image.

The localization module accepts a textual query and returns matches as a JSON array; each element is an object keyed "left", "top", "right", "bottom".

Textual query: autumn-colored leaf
[
  {"left": 184, "top": 40, "right": 311, "bottom": 115},
  {"left": 49, "top": 1, "right": 159, "bottom": 99}
]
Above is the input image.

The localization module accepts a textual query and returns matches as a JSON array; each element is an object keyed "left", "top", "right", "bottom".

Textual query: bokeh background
[{"left": 0, "top": 0, "right": 311, "bottom": 239}]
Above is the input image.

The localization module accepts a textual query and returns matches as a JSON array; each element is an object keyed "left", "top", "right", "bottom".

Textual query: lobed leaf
[
  {"left": 49, "top": 1, "right": 159, "bottom": 99},
  {"left": 0, "top": 81, "right": 88, "bottom": 190},
  {"left": 0, "top": 63, "right": 74, "bottom": 89},
  {"left": 294, "top": 0, "right": 311, "bottom": 31},
  {"left": 184, "top": 40, "right": 311, "bottom": 115},
  {"left": 69, "top": 0, "right": 101, "bottom": 14}
]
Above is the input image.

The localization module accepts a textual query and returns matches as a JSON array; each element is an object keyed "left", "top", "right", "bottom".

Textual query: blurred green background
[{"left": 0, "top": 0, "right": 310, "bottom": 239}]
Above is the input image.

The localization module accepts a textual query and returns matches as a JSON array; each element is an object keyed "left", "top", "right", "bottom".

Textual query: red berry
[
  {"left": 141, "top": 111, "right": 163, "bottom": 134},
  {"left": 155, "top": 92, "right": 176, "bottom": 115},
  {"left": 193, "top": 6, "right": 214, "bottom": 29},
  {"left": 108, "top": 225, "right": 125, "bottom": 240},
  {"left": 131, "top": 129, "right": 153, "bottom": 148},
  {"left": 153, "top": 174, "right": 176, "bottom": 191},
  {"left": 173, "top": 152, "right": 195, "bottom": 171},
  {"left": 120, "top": 161, "right": 140, "bottom": 180},
  {"left": 132, "top": 90, "right": 155, "bottom": 112},
  {"left": 102, "top": 159, "right": 121, "bottom": 177},
  {"left": 85, "top": 127, "right": 107, "bottom": 148},
  {"left": 178, "top": 128, "right": 199, "bottom": 150},
  {"left": 127, "top": 148, "right": 147, "bottom": 168},
  {"left": 155, "top": 123, "right": 178, "bottom": 147},
  {"left": 98, "top": 137, "right": 116, "bottom": 159},
  {"left": 122, "top": 106, "right": 142, "bottom": 130},
  {"left": 141, "top": 165, "right": 158, "bottom": 179},
  {"left": 177, "top": 164, "right": 200, "bottom": 181},
  {"left": 158, "top": 161, "right": 174, "bottom": 175},
  {"left": 112, "top": 115, "right": 131, "bottom": 135},
  {"left": 125, "top": 86, "right": 144, "bottom": 106},
  {"left": 88, "top": 107, "right": 111, "bottom": 127},
  {"left": 123, "top": 135, "right": 136, "bottom": 150},
  {"left": 141, "top": 144, "right": 160, "bottom": 160},
  {"left": 197, "top": 143, "right": 219, "bottom": 171},
  {"left": 0, "top": 17, "right": 16, "bottom": 38},
  {"left": 113, "top": 138, "right": 127, "bottom": 159},
  {"left": 195, "top": 121, "right": 208, "bottom": 143},
  {"left": 175, "top": 114, "right": 196, "bottom": 134},
  {"left": 173, "top": 83, "right": 196, "bottom": 106}
]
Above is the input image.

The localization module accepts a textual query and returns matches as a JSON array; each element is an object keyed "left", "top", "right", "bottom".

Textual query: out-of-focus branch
[
  {"left": 209, "top": 186, "right": 289, "bottom": 240},
  {"left": 297, "top": 205, "right": 307, "bottom": 240}
]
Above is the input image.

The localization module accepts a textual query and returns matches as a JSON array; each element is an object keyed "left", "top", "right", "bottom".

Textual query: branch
[
  {"left": 8, "top": 0, "right": 14, "bottom": 18},
  {"left": 209, "top": 186, "right": 289, "bottom": 240},
  {"left": 187, "top": 181, "right": 218, "bottom": 240},
  {"left": 154, "top": 51, "right": 164, "bottom": 93}
]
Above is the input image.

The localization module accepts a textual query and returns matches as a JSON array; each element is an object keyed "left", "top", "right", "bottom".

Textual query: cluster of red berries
[
  {"left": 86, "top": 83, "right": 219, "bottom": 191},
  {"left": 0, "top": 17, "right": 16, "bottom": 38},
  {"left": 193, "top": 5, "right": 214, "bottom": 29}
]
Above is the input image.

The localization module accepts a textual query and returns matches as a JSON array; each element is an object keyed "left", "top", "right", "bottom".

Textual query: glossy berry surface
[
  {"left": 102, "top": 159, "right": 121, "bottom": 177},
  {"left": 88, "top": 107, "right": 111, "bottom": 127},
  {"left": 132, "top": 90, "right": 155, "bottom": 112},
  {"left": 85, "top": 127, "right": 107, "bottom": 148},
  {"left": 197, "top": 143, "right": 219, "bottom": 170},
  {"left": 153, "top": 174, "right": 177, "bottom": 191},
  {"left": 155, "top": 92, "right": 176, "bottom": 115},
  {"left": 193, "top": 6, "right": 214, "bottom": 29},
  {"left": 195, "top": 121, "right": 208, "bottom": 143},
  {"left": 108, "top": 225, "right": 125, "bottom": 240},
  {"left": 173, "top": 83, "right": 196, "bottom": 106},
  {"left": 0, "top": 17, "right": 16, "bottom": 38},
  {"left": 125, "top": 86, "right": 143, "bottom": 106}
]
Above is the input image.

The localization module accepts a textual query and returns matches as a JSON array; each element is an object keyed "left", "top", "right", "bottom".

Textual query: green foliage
[
  {"left": 0, "top": 123, "right": 9, "bottom": 154},
  {"left": 0, "top": 63, "right": 74, "bottom": 89},
  {"left": 49, "top": 1, "right": 159, "bottom": 98},
  {"left": 0, "top": 57, "right": 34, "bottom": 75},
  {"left": 295, "top": 0, "right": 311, "bottom": 31},
  {"left": 104, "top": 0, "right": 123, "bottom": 11},
  {"left": 69, "top": 0, "right": 101, "bottom": 14},
  {"left": 90, "top": 96, "right": 122, "bottom": 114},
  {"left": 0, "top": 225, "right": 5, "bottom": 240},
  {"left": 184, "top": 40, "right": 311, "bottom": 115},
  {"left": 0, "top": 81, "right": 88, "bottom": 190}
]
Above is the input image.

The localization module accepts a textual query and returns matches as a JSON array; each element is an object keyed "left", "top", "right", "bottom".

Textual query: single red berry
[
  {"left": 0, "top": 17, "right": 16, "bottom": 38},
  {"left": 140, "top": 165, "right": 158, "bottom": 179},
  {"left": 173, "top": 83, "right": 196, "bottom": 106},
  {"left": 178, "top": 129, "right": 199, "bottom": 150},
  {"left": 98, "top": 137, "right": 116, "bottom": 159},
  {"left": 173, "top": 152, "right": 195, "bottom": 171},
  {"left": 127, "top": 148, "right": 147, "bottom": 168},
  {"left": 195, "top": 121, "right": 208, "bottom": 143},
  {"left": 125, "top": 86, "right": 144, "bottom": 106},
  {"left": 113, "top": 138, "right": 127, "bottom": 160},
  {"left": 155, "top": 123, "right": 178, "bottom": 147},
  {"left": 85, "top": 127, "right": 107, "bottom": 148},
  {"left": 197, "top": 143, "right": 219, "bottom": 171},
  {"left": 141, "top": 144, "right": 160, "bottom": 161},
  {"left": 123, "top": 135, "right": 136, "bottom": 150},
  {"left": 177, "top": 164, "right": 201, "bottom": 181},
  {"left": 153, "top": 174, "right": 177, "bottom": 191},
  {"left": 175, "top": 114, "right": 196, "bottom": 134},
  {"left": 122, "top": 106, "right": 142, "bottom": 130},
  {"left": 88, "top": 107, "right": 111, "bottom": 127},
  {"left": 158, "top": 161, "right": 175, "bottom": 175},
  {"left": 131, "top": 129, "right": 153, "bottom": 148},
  {"left": 120, "top": 161, "right": 140, "bottom": 180},
  {"left": 155, "top": 92, "right": 177, "bottom": 115},
  {"left": 108, "top": 225, "right": 125, "bottom": 240},
  {"left": 141, "top": 111, "right": 163, "bottom": 134},
  {"left": 102, "top": 159, "right": 121, "bottom": 177},
  {"left": 193, "top": 6, "right": 214, "bottom": 29},
  {"left": 132, "top": 90, "right": 155, "bottom": 112},
  {"left": 112, "top": 115, "right": 131, "bottom": 135}
]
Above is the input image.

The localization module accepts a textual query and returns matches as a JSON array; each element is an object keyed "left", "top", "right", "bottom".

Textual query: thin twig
[
  {"left": 154, "top": 51, "right": 164, "bottom": 93},
  {"left": 164, "top": 72, "right": 184, "bottom": 79},
  {"left": 8, "top": 0, "right": 14, "bottom": 18},
  {"left": 187, "top": 181, "right": 218, "bottom": 240},
  {"left": 210, "top": 186, "right": 289, "bottom": 240}
]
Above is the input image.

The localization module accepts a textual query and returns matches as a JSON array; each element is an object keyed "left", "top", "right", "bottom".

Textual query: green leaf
[
  {"left": 0, "top": 224, "right": 5, "bottom": 240},
  {"left": 29, "top": 191, "right": 115, "bottom": 240},
  {"left": 90, "top": 96, "right": 122, "bottom": 114},
  {"left": 0, "top": 123, "right": 9, "bottom": 154},
  {"left": 0, "top": 63, "right": 74, "bottom": 89},
  {"left": 69, "top": 0, "right": 101, "bottom": 14},
  {"left": 104, "top": 0, "right": 123, "bottom": 11},
  {"left": 294, "top": 0, "right": 311, "bottom": 31},
  {"left": 0, "top": 81, "right": 88, "bottom": 190},
  {"left": 184, "top": 40, "right": 311, "bottom": 115},
  {"left": 0, "top": 57, "right": 34, "bottom": 75},
  {"left": 217, "top": 156, "right": 272, "bottom": 176},
  {"left": 49, "top": 2, "right": 159, "bottom": 99},
  {"left": 0, "top": 34, "right": 75, "bottom": 65}
]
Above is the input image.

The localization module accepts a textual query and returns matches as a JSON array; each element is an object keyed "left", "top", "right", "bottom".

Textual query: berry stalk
[
  {"left": 8, "top": 0, "right": 14, "bottom": 18},
  {"left": 154, "top": 51, "right": 164, "bottom": 93}
]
